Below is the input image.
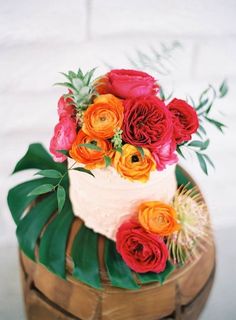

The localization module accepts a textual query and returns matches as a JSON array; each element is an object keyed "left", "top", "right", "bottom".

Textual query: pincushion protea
[{"left": 167, "top": 186, "right": 212, "bottom": 266}]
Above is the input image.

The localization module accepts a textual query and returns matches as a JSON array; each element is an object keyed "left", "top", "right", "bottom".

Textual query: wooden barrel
[{"left": 19, "top": 168, "right": 216, "bottom": 320}]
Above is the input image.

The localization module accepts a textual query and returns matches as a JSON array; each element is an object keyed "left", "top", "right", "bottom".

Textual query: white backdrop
[{"left": 1, "top": 0, "right": 236, "bottom": 247}]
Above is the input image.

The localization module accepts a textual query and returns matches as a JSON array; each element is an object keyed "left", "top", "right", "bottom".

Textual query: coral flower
[
  {"left": 69, "top": 130, "right": 113, "bottom": 169},
  {"left": 113, "top": 144, "right": 156, "bottom": 183},
  {"left": 138, "top": 201, "right": 180, "bottom": 236},
  {"left": 82, "top": 94, "right": 124, "bottom": 139}
]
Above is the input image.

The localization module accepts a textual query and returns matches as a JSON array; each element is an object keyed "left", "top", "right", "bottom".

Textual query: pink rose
[
  {"left": 152, "top": 140, "right": 178, "bottom": 171},
  {"left": 57, "top": 95, "right": 75, "bottom": 120},
  {"left": 49, "top": 117, "right": 76, "bottom": 162},
  {"left": 116, "top": 219, "right": 168, "bottom": 273},
  {"left": 96, "top": 69, "right": 158, "bottom": 99}
]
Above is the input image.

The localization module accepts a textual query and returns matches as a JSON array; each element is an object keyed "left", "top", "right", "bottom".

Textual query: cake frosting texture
[{"left": 68, "top": 158, "right": 177, "bottom": 240}]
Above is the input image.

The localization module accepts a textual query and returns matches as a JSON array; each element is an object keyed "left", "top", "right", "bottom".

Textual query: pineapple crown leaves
[
  {"left": 55, "top": 68, "right": 98, "bottom": 113},
  {"left": 177, "top": 80, "right": 228, "bottom": 175}
]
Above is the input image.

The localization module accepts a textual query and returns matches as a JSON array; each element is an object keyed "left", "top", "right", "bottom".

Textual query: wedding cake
[{"left": 8, "top": 67, "right": 227, "bottom": 319}]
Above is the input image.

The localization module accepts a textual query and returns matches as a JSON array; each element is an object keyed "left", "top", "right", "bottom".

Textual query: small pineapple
[{"left": 56, "top": 68, "right": 98, "bottom": 123}]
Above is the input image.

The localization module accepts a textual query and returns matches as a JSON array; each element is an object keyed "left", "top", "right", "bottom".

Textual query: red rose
[
  {"left": 97, "top": 69, "right": 158, "bottom": 99},
  {"left": 152, "top": 139, "right": 178, "bottom": 171},
  {"left": 122, "top": 96, "right": 173, "bottom": 149},
  {"left": 168, "top": 98, "right": 199, "bottom": 144},
  {"left": 116, "top": 219, "right": 168, "bottom": 273}
]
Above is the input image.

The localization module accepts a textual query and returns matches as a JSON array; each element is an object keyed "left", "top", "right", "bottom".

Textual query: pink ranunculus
[
  {"left": 57, "top": 95, "right": 75, "bottom": 120},
  {"left": 152, "top": 140, "right": 178, "bottom": 171},
  {"left": 116, "top": 219, "right": 168, "bottom": 273},
  {"left": 49, "top": 117, "right": 77, "bottom": 162},
  {"left": 97, "top": 69, "right": 158, "bottom": 99},
  {"left": 122, "top": 96, "right": 173, "bottom": 150}
]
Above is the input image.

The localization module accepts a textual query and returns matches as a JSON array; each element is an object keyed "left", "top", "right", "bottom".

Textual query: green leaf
[
  {"left": 188, "top": 139, "right": 209, "bottom": 150},
  {"left": 196, "top": 98, "right": 209, "bottom": 111},
  {"left": 104, "top": 239, "right": 140, "bottom": 290},
  {"left": 35, "top": 169, "right": 62, "bottom": 179},
  {"left": 78, "top": 143, "right": 102, "bottom": 151},
  {"left": 54, "top": 82, "right": 77, "bottom": 91},
  {"left": 198, "top": 124, "right": 207, "bottom": 135},
  {"left": 196, "top": 152, "right": 208, "bottom": 175},
  {"left": 13, "top": 143, "right": 65, "bottom": 174},
  {"left": 201, "top": 139, "right": 210, "bottom": 150},
  {"left": 176, "top": 145, "right": 185, "bottom": 159},
  {"left": 116, "top": 146, "right": 123, "bottom": 154},
  {"left": 71, "top": 224, "right": 101, "bottom": 289},
  {"left": 159, "top": 86, "right": 165, "bottom": 100},
  {"left": 205, "top": 117, "right": 226, "bottom": 132},
  {"left": 7, "top": 178, "right": 54, "bottom": 225},
  {"left": 219, "top": 80, "right": 228, "bottom": 98},
  {"left": 137, "top": 261, "right": 175, "bottom": 285},
  {"left": 56, "top": 149, "right": 69, "bottom": 157},
  {"left": 202, "top": 154, "right": 215, "bottom": 169},
  {"left": 39, "top": 200, "right": 74, "bottom": 278},
  {"left": 188, "top": 140, "right": 204, "bottom": 148},
  {"left": 28, "top": 184, "right": 55, "bottom": 196},
  {"left": 136, "top": 146, "right": 145, "bottom": 158},
  {"left": 16, "top": 194, "right": 57, "bottom": 260},
  {"left": 175, "top": 165, "right": 194, "bottom": 190},
  {"left": 104, "top": 155, "right": 111, "bottom": 167},
  {"left": 72, "top": 167, "right": 95, "bottom": 177},
  {"left": 57, "top": 186, "right": 66, "bottom": 213}
]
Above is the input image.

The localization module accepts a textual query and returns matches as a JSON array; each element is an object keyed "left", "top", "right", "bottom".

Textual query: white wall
[{"left": 1, "top": 0, "right": 236, "bottom": 246}]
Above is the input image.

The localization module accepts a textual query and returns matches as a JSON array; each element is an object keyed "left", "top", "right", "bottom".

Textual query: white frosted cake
[{"left": 68, "top": 158, "right": 177, "bottom": 240}]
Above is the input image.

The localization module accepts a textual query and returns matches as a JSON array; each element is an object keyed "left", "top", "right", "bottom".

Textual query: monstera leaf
[{"left": 8, "top": 143, "right": 196, "bottom": 289}]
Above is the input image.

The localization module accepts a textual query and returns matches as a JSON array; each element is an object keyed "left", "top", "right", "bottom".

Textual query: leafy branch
[
  {"left": 127, "top": 41, "right": 182, "bottom": 76},
  {"left": 177, "top": 80, "right": 228, "bottom": 174},
  {"left": 28, "top": 162, "right": 94, "bottom": 213}
]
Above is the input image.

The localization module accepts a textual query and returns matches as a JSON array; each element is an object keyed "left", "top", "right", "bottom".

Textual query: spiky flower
[
  {"left": 167, "top": 186, "right": 211, "bottom": 266},
  {"left": 56, "top": 68, "right": 98, "bottom": 124}
]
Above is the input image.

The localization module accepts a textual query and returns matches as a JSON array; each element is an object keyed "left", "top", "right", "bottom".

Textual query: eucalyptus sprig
[
  {"left": 177, "top": 80, "right": 228, "bottom": 174},
  {"left": 55, "top": 68, "right": 98, "bottom": 119}
]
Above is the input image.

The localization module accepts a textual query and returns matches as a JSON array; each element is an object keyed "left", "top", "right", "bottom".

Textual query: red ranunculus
[
  {"left": 152, "top": 139, "right": 178, "bottom": 171},
  {"left": 97, "top": 69, "right": 158, "bottom": 99},
  {"left": 168, "top": 98, "right": 199, "bottom": 144},
  {"left": 122, "top": 96, "right": 173, "bottom": 149},
  {"left": 116, "top": 219, "right": 168, "bottom": 273},
  {"left": 49, "top": 117, "right": 76, "bottom": 162},
  {"left": 57, "top": 95, "right": 75, "bottom": 120}
]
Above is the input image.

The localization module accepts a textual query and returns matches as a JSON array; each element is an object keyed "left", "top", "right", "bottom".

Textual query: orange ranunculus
[
  {"left": 138, "top": 201, "right": 180, "bottom": 236},
  {"left": 69, "top": 130, "right": 113, "bottom": 170},
  {"left": 82, "top": 94, "right": 124, "bottom": 139},
  {"left": 113, "top": 144, "right": 156, "bottom": 183}
]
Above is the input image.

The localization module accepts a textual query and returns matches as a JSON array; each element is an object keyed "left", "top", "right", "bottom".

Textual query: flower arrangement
[{"left": 49, "top": 68, "right": 227, "bottom": 183}]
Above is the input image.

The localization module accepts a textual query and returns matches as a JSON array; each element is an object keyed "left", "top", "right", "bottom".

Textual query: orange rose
[
  {"left": 69, "top": 130, "right": 113, "bottom": 169},
  {"left": 82, "top": 94, "right": 124, "bottom": 139},
  {"left": 138, "top": 201, "right": 180, "bottom": 236},
  {"left": 113, "top": 144, "right": 156, "bottom": 183}
]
